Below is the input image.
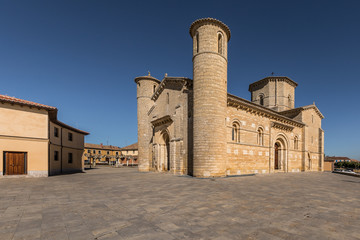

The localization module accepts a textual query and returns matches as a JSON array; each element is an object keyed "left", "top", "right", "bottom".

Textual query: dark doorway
[
  {"left": 162, "top": 132, "right": 170, "bottom": 171},
  {"left": 274, "top": 143, "right": 280, "bottom": 170},
  {"left": 4, "top": 152, "right": 26, "bottom": 175}
]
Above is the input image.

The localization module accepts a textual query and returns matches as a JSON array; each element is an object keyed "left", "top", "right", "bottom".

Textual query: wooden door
[
  {"left": 5, "top": 152, "right": 26, "bottom": 175},
  {"left": 274, "top": 143, "right": 279, "bottom": 170}
]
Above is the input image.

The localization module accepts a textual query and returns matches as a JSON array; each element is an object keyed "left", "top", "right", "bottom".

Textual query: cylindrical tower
[
  {"left": 134, "top": 73, "right": 160, "bottom": 172},
  {"left": 189, "top": 18, "right": 231, "bottom": 177}
]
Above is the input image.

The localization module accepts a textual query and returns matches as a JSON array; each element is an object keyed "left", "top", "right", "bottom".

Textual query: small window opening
[
  {"left": 68, "top": 132, "right": 73, "bottom": 141},
  {"left": 54, "top": 151, "right": 59, "bottom": 161},
  {"left": 218, "top": 33, "right": 223, "bottom": 54},
  {"left": 153, "top": 85, "right": 156, "bottom": 93},
  {"left": 68, "top": 152, "right": 73, "bottom": 163},
  {"left": 257, "top": 128, "right": 264, "bottom": 146},
  {"left": 232, "top": 122, "right": 240, "bottom": 143},
  {"left": 196, "top": 32, "right": 199, "bottom": 53},
  {"left": 54, "top": 127, "right": 59, "bottom": 137},
  {"left": 294, "top": 136, "right": 299, "bottom": 150},
  {"left": 167, "top": 92, "right": 169, "bottom": 104},
  {"left": 288, "top": 95, "right": 292, "bottom": 108},
  {"left": 259, "top": 95, "right": 264, "bottom": 106}
]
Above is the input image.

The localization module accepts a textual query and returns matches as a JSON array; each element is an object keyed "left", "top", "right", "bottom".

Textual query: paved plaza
[{"left": 0, "top": 167, "right": 359, "bottom": 240}]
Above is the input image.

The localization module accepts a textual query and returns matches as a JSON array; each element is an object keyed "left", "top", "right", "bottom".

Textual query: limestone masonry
[{"left": 135, "top": 18, "right": 324, "bottom": 177}]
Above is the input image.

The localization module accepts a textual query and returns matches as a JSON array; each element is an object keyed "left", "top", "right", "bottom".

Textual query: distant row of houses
[
  {"left": 0, "top": 94, "right": 137, "bottom": 177},
  {"left": 82, "top": 142, "right": 138, "bottom": 166},
  {"left": 324, "top": 156, "right": 359, "bottom": 171}
]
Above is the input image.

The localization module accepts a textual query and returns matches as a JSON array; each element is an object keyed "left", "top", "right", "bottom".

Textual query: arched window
[
  {"left": 294, "top": 136, "right": 298, "bottom": 150},
  {"left": 257, "top": 128, "right": 264, "bottom": 146},
  {"left": 288, "top": 95, "right": 292, "bottom": 108},
  {"left": 218, "top": 33, "right": 223, "bottom": 54},
  {"left": 259, "top": 94, "right": 264, "bottom": 106},
  {"left": 153, "top": 85, "right": 156, "bottom": 93},
  {"left": 196, "top": 32, "right": 199, "bottom": 53},
  {"left": 232, "top": 122, "right": 240, "bottom": 143}
]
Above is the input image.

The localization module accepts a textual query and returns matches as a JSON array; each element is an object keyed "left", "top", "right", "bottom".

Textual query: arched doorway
[
  {"left": 274, "top": 136, "right": 288, "bottom": 172},
  {"left": 160, "top": 131, "right": 170, "bottom": 172}
]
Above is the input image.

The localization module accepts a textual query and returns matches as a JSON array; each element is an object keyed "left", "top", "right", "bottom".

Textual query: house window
[
  {"left": 93, "top": 150, "right": 96, "bottom": 154},
  {"left": 98, "top": 150, "right": 101, "bottom": 154},
  {"left": 232, "top": 122, "right": 240, "bottom": 143},
  {"left": 68, "top": 152, "right": 73, "bottom": 163},
  {"left": 116, "top": 152, "right": 118, "bottom": 155},
  {"left": 54, "top": 151, "right": 59, "bottom": 161},
  {"left": 218, "top": 33, "right": 223, "bottom": 54},
  {"left": 257, "top": 128, "right": 264, "bottom": 146},
  {"left": 107, "top": 151, "right": 110, "bottom": 155},
  {"left": 68, "top": 132, "right": 73, "bottom": 141},
  {"left": 54, "top": 127, "right": 59, "bottom": 137},
  {"left": 294, "top": 136, "right": 299, "bottom": 150},
  {"left": 87, "top": 150, "right": 91, "bottom": 153}
]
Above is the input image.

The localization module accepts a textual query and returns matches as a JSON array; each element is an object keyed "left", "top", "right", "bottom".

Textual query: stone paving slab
[{"left": 0, "top": 167, "right": 359, "bottom": 239}]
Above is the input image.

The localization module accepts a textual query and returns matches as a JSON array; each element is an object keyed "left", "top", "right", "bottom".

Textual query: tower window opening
[
  {"left": 196, "top": 32, "right": 199, "bottom": 53},
  {"left": 153, "top": 85, "right": 156, "bottom": 93},
  {"left": 167, "top": 92, "right": 169, "bottom": 104},
  {"left": 232, "top": 122, "right": 240, "bottom": 143},
  {"left": 259, "top": 95, "right": 264, "bottom": 106},
  {"left": 288, "top": 95, "right": 292, "bottom": 108},
  {"left": 218, "top": 33, "right": 223, "bottom": 54}
]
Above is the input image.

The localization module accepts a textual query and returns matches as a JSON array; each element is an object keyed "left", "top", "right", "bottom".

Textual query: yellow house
[
  {"left": 82, "top": 143, "right": 122, "bottom": 166},
  {"left": 0, "top": 94, "right": 89, "bottom": 177}
]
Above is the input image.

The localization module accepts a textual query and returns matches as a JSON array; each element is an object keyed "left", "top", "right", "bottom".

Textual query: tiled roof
[
  {"left": 85, "top": 143, "right": 122, "bottom": 150},
  {"left": 0, "top": 94, "right": 57, "bottom": 110},
  {"left": 121, "top": 142, "right": 138, "bottom": 150},
  {"left": 325, "top": 157, "right": 350, "bottom": 161}
]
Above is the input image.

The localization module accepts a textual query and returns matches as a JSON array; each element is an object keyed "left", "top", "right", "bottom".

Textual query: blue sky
[{"left": 0, "top": 0, "right": 359, "bottom": 159}]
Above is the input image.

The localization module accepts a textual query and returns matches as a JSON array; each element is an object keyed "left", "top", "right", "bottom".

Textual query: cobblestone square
[{"left": 0, "top": 167, "right": 359, "bottom": 240}]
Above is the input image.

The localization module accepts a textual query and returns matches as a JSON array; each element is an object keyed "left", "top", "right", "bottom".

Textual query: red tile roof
[
  {"left": 0, "top": 94, "right": 89, "bottom": 135},
  {"left": 325, "top": 157, "right": 350, "bottom": 161},
  {"left": 85, "top": 143, "right": 122, "bottom": 150},
  {"left": 0, "top": 94, "right": 57, "bottom": 110},
  {"left": 121, "top": 142, "right": 138, "bottom": 150}
]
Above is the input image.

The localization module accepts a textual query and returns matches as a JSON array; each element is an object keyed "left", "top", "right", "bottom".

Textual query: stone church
[{"left": 135, "top": 18, "right": 324, "bottom": 177}]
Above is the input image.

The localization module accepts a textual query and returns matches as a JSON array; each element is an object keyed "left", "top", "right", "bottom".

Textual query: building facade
[
  {"left": 0, "top": 94, "right": 88, "bottom": 177},
  {"left": 119, "top": 142, "right": 138, "bottom": 166},
  {"left": 82, "top": 143, "right": 122, "bottom": 166},
  {"left": 135, "top": 18, "right": 325, "bottom": 177}
]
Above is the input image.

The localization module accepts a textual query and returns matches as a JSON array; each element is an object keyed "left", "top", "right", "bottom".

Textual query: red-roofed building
[
  {"left": 120, "top": 143, "right": 138, "bottom": 166},
  {"left": 0, "top": 94, "right": 89, "bottom": 177}
]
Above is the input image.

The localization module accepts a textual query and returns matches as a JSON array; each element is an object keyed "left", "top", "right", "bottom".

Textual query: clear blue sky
[{"left": 1, "top": 0, "right": 359, "bottom": 159}]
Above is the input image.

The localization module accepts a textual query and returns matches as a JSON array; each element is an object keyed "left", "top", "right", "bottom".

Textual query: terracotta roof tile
[
  {"left": 0, "top": 94, "right": 57, "bottom": 110},
  {"left": 121, "top": 142, "right": 138, "bottom": 150},
  {"left": 84, "top": 143, "right": 122, "bottom": 150}
]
